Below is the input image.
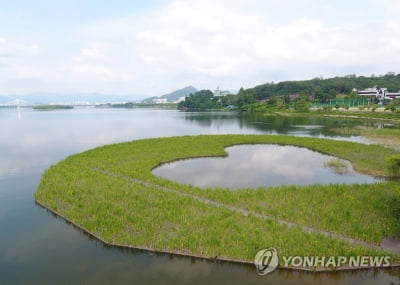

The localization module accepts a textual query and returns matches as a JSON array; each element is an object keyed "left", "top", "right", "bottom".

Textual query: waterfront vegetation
[
  {"left": 329, "top": 126, "right": 400, "bottom": 150},
  {"left": 386, "top": 154, "right": 400, "bottom": 175},
  {"left": 177, "top": 74, "right": 400, "bottom": 120},
  {"left": 33, "top": 105, "right": 73, "bottom": 110},
  {"left": 36, "top": 134, "right": 400, "bottom": 267},
  {"left": 237, "top": 73, "right": 400, "bottom": 102},
  {"left": 323, "top": 159, "right": 349, "bottom": 174},
  {"left": 178, "top": 90, "right": 223, "bottom": 110},
  {"left": 313, "top": 108, "right": 400, "bottom": 121}
]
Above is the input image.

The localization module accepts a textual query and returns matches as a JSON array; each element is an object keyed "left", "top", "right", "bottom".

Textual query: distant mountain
[
  {"left": 143, "top": 86, "right": 197, "bottom": 103},
  {"left": 0, "top": 92, "right": 142, "bottom": 105},
  {"left": 0, "top": 87, "right": 199, "bottom": 105},
  {"left": 0, "top": 95, "right": 13, "bottom": 104}
]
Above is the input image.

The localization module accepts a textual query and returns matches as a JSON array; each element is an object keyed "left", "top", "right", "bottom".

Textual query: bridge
[{"left": 0, "top": 99, "right": 33, "bottom": 107}]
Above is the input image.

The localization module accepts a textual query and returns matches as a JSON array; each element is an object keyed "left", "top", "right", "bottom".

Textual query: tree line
[
  {"left": 238, "top": 73, "right": 400, "bottom": 103},
  {"left": 178, "top": 73, "right": 400, "bottom": 111}
]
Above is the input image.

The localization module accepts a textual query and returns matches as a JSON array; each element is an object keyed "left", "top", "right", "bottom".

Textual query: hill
[
  {"left": 239, "top": 73, "right": 400, "bottom": 102},
  {"left": 143, "top": 86, "right": 197, "bottom": 103}
]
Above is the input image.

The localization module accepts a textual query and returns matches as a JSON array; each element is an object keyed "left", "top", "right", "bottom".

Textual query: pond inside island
[{"left": 153, "top": 144, "right": 379, "bottom": 189}]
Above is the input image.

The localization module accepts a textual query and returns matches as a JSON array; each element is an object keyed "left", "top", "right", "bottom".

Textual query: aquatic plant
[
  {"left": 324, "top": 158, "right": 349, "bottom": 174},
  {"left": 35, "top": 135, "right": 400, "bottom": 266},
  {"left": 386, "top": 154, "right": 400, "bottom": 175}
]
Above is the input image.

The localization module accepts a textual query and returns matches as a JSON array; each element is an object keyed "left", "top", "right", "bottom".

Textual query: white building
[
  {"left": 356, "top": 86, "right": 400, "bottom": 100},
  {"left": 214, "top": 86, "right": 230, "bottom": 97},
  {"left": 152, "top": 98, "right": 168, "bottom": 104}
]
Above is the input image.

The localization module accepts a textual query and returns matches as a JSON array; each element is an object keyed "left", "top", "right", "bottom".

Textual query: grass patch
[
  {"left": 33, "top": 105, "right": 73, "bottom": 110},
  {"left": 313, "top": 109, "right": 400, "bottom": 122},
  {"left": 386, "top": 154, "right": 400, "bottom": 175},
  {"left": 324, "top": 159, "right": 349, "bottom": 174},
  {"left": 192, "top": 182, "right": 400, "bottom": 244},
  {"left": 35, "top": 134, "right": 400, "bottom": 265},
  {"left": 330, "top": 126, "right": 400, "bottom": 150},
  {"left": 274, "top": 109, "right": 400, "bottom": 123}
]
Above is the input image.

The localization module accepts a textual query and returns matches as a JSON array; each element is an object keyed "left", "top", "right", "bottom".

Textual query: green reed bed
[
  {"left": 190, "top": 182, "right": 400, "bottom": 244},
  {"left": 329, "top": 126, "right": 400, "bottom": 150},
  {"left": 36, "top": 134, "right": 400, "bottom": 265},
  {"left": 37, "top": 170, "right": 391, "bottom": 263}
]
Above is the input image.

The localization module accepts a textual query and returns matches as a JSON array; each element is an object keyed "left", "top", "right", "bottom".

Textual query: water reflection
[
  {"left": 1, "top": 107, "right": 400, "bottom": 284},
  {"left": 24, "top": 203, "right": 400, "bottom": 285},
  {"left": 153, "top": 145, "right": 378, "bottom": 189},
  {"left": 0, "top": 109, "right": 389, "bottom": 180},
  {"left": 182, "top": 112, "right": 375, "bottom": 143}
]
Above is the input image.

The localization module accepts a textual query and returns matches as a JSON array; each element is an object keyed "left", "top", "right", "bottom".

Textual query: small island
[{"left": 33, "top": 104, "right": 74, "bottom": 111}]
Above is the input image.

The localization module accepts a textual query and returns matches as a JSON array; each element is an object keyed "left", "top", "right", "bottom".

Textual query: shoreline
[
  {"left": 35, "top": 199, "right": 400, "bottom": 272},
  {"left": 273, "top": 110, "right": 400, "bottom": 123}
]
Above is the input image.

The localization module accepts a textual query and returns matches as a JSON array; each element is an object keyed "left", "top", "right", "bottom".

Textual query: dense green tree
[
  {"left": 294, "top": 99, "right": 310, "bottom": 112},
  {"left": 178, "top": 90, "right": 221, "bottom": 110},
  {"left": 267, "top": 96, "right": 278, "bottom": 107},
  {"left": 329, "top": 89, "right": 337, "bottom": 99},
  {"left": 283, "top": 94, "right": 291, "bottom": 104},
  {"left": 178, "top": 73, "right": 400, "bottom": 112},
  {"left": 238, "top": 73, "right": 400, "bottom": 103},
  {"left": 348, "top": 90, "right": 360, "bottom": 99},
  {"left": 385, "top": 99, "right": 400, "bottom": 112}
]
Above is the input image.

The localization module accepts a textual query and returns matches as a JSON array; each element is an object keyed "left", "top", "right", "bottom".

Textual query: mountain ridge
[
  {"left": 0, "top": 86, "right": 198, "bottom": 105},
  {"left": 142, "top": 86, "right": 197, "bottom": 103}
]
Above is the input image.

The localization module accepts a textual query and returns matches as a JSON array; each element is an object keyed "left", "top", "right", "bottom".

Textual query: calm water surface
[
  {"left": 153, "top": 144, "right": 378, "bottom": 189},
  {"left": 1, "top": 107, "right": 399, "bottom": 285}
]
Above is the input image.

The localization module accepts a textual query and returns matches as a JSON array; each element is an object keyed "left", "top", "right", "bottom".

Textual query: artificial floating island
[{"left": 35, "top": 135, "right": 400, "bottom": 270}]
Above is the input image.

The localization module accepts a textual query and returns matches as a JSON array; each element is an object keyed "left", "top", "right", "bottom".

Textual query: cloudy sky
[{"left": 0, "top": 0, "right": 399, "bottom": 97}]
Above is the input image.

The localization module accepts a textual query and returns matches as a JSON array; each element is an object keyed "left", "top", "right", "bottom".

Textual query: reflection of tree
[
  {"left": 183, "top": 112, "right": 239, "bottom": 128},
  {"left": 239, "top": 114, "right": 316, "bottom": 135},
  {"left": 277, "top": 267, "right": 399, "bottom": 282},
  {"left": 383, "top": 266, "right": 400, "bottom": 279},
  {"left": 181, "top": 112, "right": 377, "bottom": 137}
]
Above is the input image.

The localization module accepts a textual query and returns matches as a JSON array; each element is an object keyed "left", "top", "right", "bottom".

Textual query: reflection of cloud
[
  {"left": 1, "top": 108, "right": 266, "bottom": 180},
  {"left": 192, "top": 172, "right": 223, "bottom": 188},
  {"left": 146, "top": 257, "right": 213, "bottom": 281},
  {"left": 249, "top": 146, "right": 315, "bottom": 180},
  {"left": 154, "top": 144, "right": 374, "bottom": 189},
  {"left": 155, "top": 145, "right": 321, "bottom": 187},
  {"left": 0, "top": 108, "right": 210, "bottom": 179},
  {"left": 1, "top": 219, "right": 77, "bottom": 263}
]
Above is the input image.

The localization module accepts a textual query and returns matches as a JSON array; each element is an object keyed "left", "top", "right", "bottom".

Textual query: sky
[{"left": 0, "top": 0, "right": 400, "bottom": 98}]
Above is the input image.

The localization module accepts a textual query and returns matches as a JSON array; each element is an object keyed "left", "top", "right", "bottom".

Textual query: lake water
[
  {"left": 1, "top": 107, "right": 399, "bottom": 284},
  {"left": 153, "top": 144, "right": 378, "bottom": 189}
]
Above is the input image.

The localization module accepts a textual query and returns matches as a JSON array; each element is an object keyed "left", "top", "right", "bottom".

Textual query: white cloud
[
  {"left": 380, "top": 0, "right": 400, "bottom": 12},
  {"left": 80, "top": 0, "right": 400, "bottom": 92},
  {"left": 81, "top": 48, "right": 102, "bottom": 58},
  {"left": 0, "top": 37, "right": 40, "bottom": 57},
  {"left": 1, "top": 0, "right": 399, "bottom": 95},
  {"left": 11, "top": 63, "right": 43, "bottom": 78},
  {"left": 0, "top": 37, "right": 44, "bottom": 91}
]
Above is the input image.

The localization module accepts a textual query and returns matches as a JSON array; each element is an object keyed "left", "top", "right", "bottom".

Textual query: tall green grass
[
  {"left": 330, "top": 126, "right": 400, "bottom": 150},
  {"left": 36, "top": 134, "right": 400, "bottom": 264}
]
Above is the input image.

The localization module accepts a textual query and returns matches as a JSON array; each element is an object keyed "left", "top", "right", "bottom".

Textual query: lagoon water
[
  {"left": 1, "top": 107, "right": 399, "bottom": 284},
  {"left": 153, "top": 144, "right": 378, "bottom": 189}
]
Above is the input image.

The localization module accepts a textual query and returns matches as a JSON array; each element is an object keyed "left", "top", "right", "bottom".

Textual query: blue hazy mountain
[
  {"left": 142, "top": 86, "right": 198, "bottom": 103},
  {"left": 0, "top": 86, "right": 198, "bottom": 105},
  {"left": 0, "top": 92, "right": 142, "bottom": 105}
]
